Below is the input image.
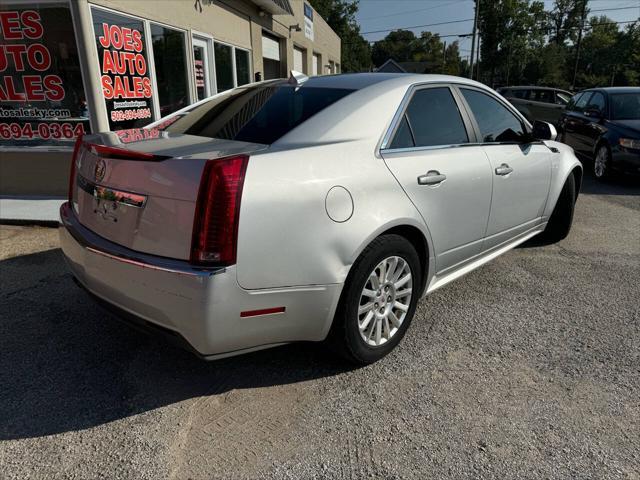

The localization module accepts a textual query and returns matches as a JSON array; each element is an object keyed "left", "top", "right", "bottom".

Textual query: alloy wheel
[
  {"left": 594, "top": 147, "right": 608, "bottom": 178},
  {"left": 357, "top": 256, "right": 413, "bottom": 347}
]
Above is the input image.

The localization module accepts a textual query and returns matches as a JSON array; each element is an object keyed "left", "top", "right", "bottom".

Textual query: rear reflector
[
  {"left": 85, "top": 143, "right": 169, "bottom": 161},
  {"left": 191, "top": 154, "right": 249, "bottom": 266},
  {"left": 240, "top": 307, "right": 286, "bottom": 318}
]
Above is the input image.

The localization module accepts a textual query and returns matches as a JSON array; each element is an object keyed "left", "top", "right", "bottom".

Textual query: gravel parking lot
[{"left": 1, "top": 171, "right": 638, "bottom": 479}]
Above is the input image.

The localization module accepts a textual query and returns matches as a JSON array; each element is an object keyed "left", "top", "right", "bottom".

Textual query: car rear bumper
[{"left": 59, "top": 202, "right": 341, "bottom": 359}]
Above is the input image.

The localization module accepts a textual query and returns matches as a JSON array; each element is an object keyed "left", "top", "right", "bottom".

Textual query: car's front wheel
[
  {"left": 328, "top": 234, "right": 421, "bottom": 365},
  {"left": 537, "top": 173, "right": 576, "bottom": 244},
  {"left": 594, "top": 144, "right": 611, "bottom": 180}
]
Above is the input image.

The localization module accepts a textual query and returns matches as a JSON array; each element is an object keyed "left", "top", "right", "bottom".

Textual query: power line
[
  {"left": 362, "top": 18, "right": 474, "bottom": 36},
  {"left": 360, "top": 4, "right": 639, "bottom": 37},
  {"left": 590, "top": 5, "right": 640, "bottom": 13},
  {"left": 359, "top": 0, "right": 462, "bottom": 21},
  {"left": 361, "top": 16, "right": 638, "bottom": 38}
]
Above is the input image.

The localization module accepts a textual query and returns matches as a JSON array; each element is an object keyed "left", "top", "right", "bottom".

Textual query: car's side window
[
  {"left": 574, "top": 92, "right": 592, "bottom": 112},
  {"left": 555, "top": 91, "right": 570, "bottom": 105},
  {"left": 587, "top": 92, "right": 606, "bottom": 115},
  {"left": 566, "top": 92, "right": 583, "bottom": 111},
  {"left": 460, "top": 88, "right": 526, "bottom": 143},
  {"left": 389, "top": 115, "right": 414, "bottom": 149},
  {"left": 390, "top": 87, "right": 468, "bottom": 149},
  {"left": 533, "top": 90, "right": 554, "bottom": 104}
]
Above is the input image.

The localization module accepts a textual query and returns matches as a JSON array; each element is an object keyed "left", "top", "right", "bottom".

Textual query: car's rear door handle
[
  {"left": 417, "top": 170, "right": 446, "bottom": 185},
  {"left": 495, "top": 163, "right": 513, "bottom": 176}
]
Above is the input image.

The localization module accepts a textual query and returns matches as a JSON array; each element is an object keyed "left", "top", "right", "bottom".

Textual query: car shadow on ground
[
  {"left": 579, "top": 165, "right": 640, "bottom": 196},
  {"left": 0, "top": 248, "right": 354, "bottom": 441}
]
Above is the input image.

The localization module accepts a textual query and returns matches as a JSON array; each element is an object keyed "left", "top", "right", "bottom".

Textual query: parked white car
[{"left": 60, "top": 73, "right": 582, "bottom": 364}]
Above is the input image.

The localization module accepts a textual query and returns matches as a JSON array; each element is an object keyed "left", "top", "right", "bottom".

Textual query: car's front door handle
[
  {"left": 417, "top": 170, "right": 446, "bottom": 185},
  {"left": 495, "top": 163, "right": 513, "bottom": 176}
]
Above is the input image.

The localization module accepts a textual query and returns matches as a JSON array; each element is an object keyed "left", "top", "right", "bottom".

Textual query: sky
[{"left": 354, "top": 0, "right": 640, "bottom": 63}]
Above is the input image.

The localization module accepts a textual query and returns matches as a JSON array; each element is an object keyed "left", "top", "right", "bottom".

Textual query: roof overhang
[{"left": 250, "top": 0, "right": 294, "bottom": 15}]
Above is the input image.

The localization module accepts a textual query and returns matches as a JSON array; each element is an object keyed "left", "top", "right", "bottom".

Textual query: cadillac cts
[{"left": 60, "top": 73, "right": 582, "bottom": 364}]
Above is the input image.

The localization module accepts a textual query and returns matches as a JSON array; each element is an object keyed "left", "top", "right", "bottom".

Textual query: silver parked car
[
  {"left": 60, "top": 73, "right": 582, "bottom": 364},
  {"left": 497, "top": 86, "right": 573, "bottom": 126}
]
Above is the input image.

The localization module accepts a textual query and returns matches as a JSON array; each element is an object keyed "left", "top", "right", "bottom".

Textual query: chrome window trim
[
  {"left": 379, "top": 82, "right": 477, "bottom": 152},
  {"left": 381, "top": 141, "right": 542, "bottom": 155},
  {"left": 382, "top": 142, "right": 480, "bottom": 155}
]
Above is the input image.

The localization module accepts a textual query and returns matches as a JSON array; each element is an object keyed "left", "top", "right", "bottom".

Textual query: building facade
[{"left": 0, "top": 0, "right": 341, "bottom": 195}]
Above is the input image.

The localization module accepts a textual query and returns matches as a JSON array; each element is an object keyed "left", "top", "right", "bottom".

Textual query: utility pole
[
  {"left": 469, "top": 0, "right": 480, "bottom": 79},
  {"left": 443, "top": 41, "right": 447, "bottom": 73},
  {"left": 572, "top": 0, "right": 587, "bottom": 91}
]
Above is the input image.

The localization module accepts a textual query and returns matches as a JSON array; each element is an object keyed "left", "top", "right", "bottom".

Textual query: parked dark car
[
  {"left": 497, "top": 86, "right": 573, "bottom": 126},
  {"left": 559, "top": 87, "right": 640, "bottom": 180}
]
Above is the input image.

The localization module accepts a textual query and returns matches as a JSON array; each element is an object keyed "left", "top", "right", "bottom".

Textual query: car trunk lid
[{"left": 70, "top": 129, "right": 265, "bottom": 260}]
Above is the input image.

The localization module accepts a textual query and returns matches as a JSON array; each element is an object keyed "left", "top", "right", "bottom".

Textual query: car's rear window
[{"left": 161, "top": 82, "right": 355, "bottom": 144}]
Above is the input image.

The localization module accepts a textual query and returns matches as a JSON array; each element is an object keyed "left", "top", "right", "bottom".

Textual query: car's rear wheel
[
  {"left": 594, "top": 144, "right": 611, "bottom": 180},
  {"left": 537, "top": 173, "right": 576, "bottom": 244},
  {"left": 328, "top": 234, "right": 421, "bottom": 365}
]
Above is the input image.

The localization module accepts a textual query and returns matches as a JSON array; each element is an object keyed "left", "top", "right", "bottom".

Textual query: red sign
[
  {"left": 0, "top": 6, "right": 89, "bottom": 144},
  {"left": 0, "top": 11, "right": 63, "bottom": 102}
]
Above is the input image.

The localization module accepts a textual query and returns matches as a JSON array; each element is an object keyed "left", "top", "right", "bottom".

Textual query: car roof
[
  {"left": 582, "top": 87, "right": 640, "bottom": 94},
  {"left": 301, "top": 72, "right": 489, "bottom": 91},
  {"left": 501, "top": 86, "right": 557, "bottom": 90}
]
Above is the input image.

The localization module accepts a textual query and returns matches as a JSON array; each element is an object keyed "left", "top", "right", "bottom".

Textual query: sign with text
[
  {"left": 304, "top": 3, "right": 314, "bottom": 41},
  {"left": 92, "top": 8, "right": 153, "bottom": 130},
  {"left": 0, "top": 4, "right": 90, "bottom": 146}
]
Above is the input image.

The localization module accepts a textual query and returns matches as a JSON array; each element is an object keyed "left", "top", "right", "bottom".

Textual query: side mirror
[
  {"left": 532, "top": 120, "right": 558, "bottom": 141},
  {"left": 584, "top": 109, "right": 602, "bottom": 118}
]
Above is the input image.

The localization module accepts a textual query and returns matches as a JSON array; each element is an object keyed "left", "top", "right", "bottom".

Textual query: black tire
[
  {"left": 594, "top": 144, "right": 611, "bottom": 181},
  {"left": 538, "top": 173, "right": 576, "bottom": 244},
  {"left": 327, "top": 234, "right": 422, "bottom": 365}
]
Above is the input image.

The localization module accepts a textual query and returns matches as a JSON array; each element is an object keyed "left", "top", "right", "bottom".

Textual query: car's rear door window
[
  {"left": 389, "top": 115, "right": 415, "bottom": 149},
  {"left": 390, "top": 87, "right": 468, "bottom": 149},
  {"left": 460, "top": 88, "right": 525, "bottom": 143},
  {"left": 513, "top": 89, "right": 529, "bottom": 99},
  {"left": 162, "top": 82, "right": 354, "bottom": 144},
  {"left": 533, "top": 90, "right": 554, "bottom": 104}
]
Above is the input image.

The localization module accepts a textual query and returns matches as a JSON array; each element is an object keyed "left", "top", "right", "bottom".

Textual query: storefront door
[{"left": 193, "top": 37, "right": 212, "bottom": 101}]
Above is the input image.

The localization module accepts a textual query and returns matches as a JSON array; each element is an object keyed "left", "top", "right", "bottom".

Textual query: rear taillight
[
  {"left": 68, "top": 135, "right": 84, "bottom": 202},
  {"left": 191, "top": 155, "right": 249, "bottom": 266}
]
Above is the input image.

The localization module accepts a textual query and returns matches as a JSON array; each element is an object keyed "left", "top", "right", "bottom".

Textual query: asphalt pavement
[{"left": 1, "top": 170, "right": 638, "bottom": 479}]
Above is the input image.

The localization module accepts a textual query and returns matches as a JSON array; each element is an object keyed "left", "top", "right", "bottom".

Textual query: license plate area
[{"left": 76, "top": 175, "right": 148, "bottom": 247}]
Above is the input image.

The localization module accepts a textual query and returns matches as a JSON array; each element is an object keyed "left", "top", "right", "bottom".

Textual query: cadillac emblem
[{"left": 94, "top": 158, "right": 106, "bottom": 183}]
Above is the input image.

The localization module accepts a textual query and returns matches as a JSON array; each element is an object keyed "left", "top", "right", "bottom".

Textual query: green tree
[
  {"left": 478, "top": 0, "right": 546, "bottom": 86},
  {"left": 548, "top": 0, "right": 589, "bottom": 45},
  {"left": 371, "top": 30, "right": 418, "bottom": 66},
  {"left": 577, "top": 15, "right": 627, "bottom": 88},
  {"left": 616, "top": 22, "right": 640, "bottom": 85},
  {"left": 443, "top": 41, "right": 463, "bottom": 75},
  {"left": 311, "top": 0, "right": 371, "bottom": 72},
  {"left": 371, "top": 30, "right": 462, "bottom": 74}
]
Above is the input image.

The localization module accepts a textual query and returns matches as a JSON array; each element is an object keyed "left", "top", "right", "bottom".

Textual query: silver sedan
[{"left": 60, "top": 73, "right": 582, "bottom": 364}]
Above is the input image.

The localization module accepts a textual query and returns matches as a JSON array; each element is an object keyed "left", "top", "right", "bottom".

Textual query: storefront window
[
  {"left": 91, "top": 8, "right": 153, "bottom": 130},
  {"left": 235, "top": 48, "right": 250, "bottom": 86},
  {"left": 0, "top": 3, "right": 90, "bottom": 147},
  {"left": 214, "top": 42, "right": 233, "bottom": 92},
  {"left": 151, "top": 24, "right": 188, "bottom": 117}
]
